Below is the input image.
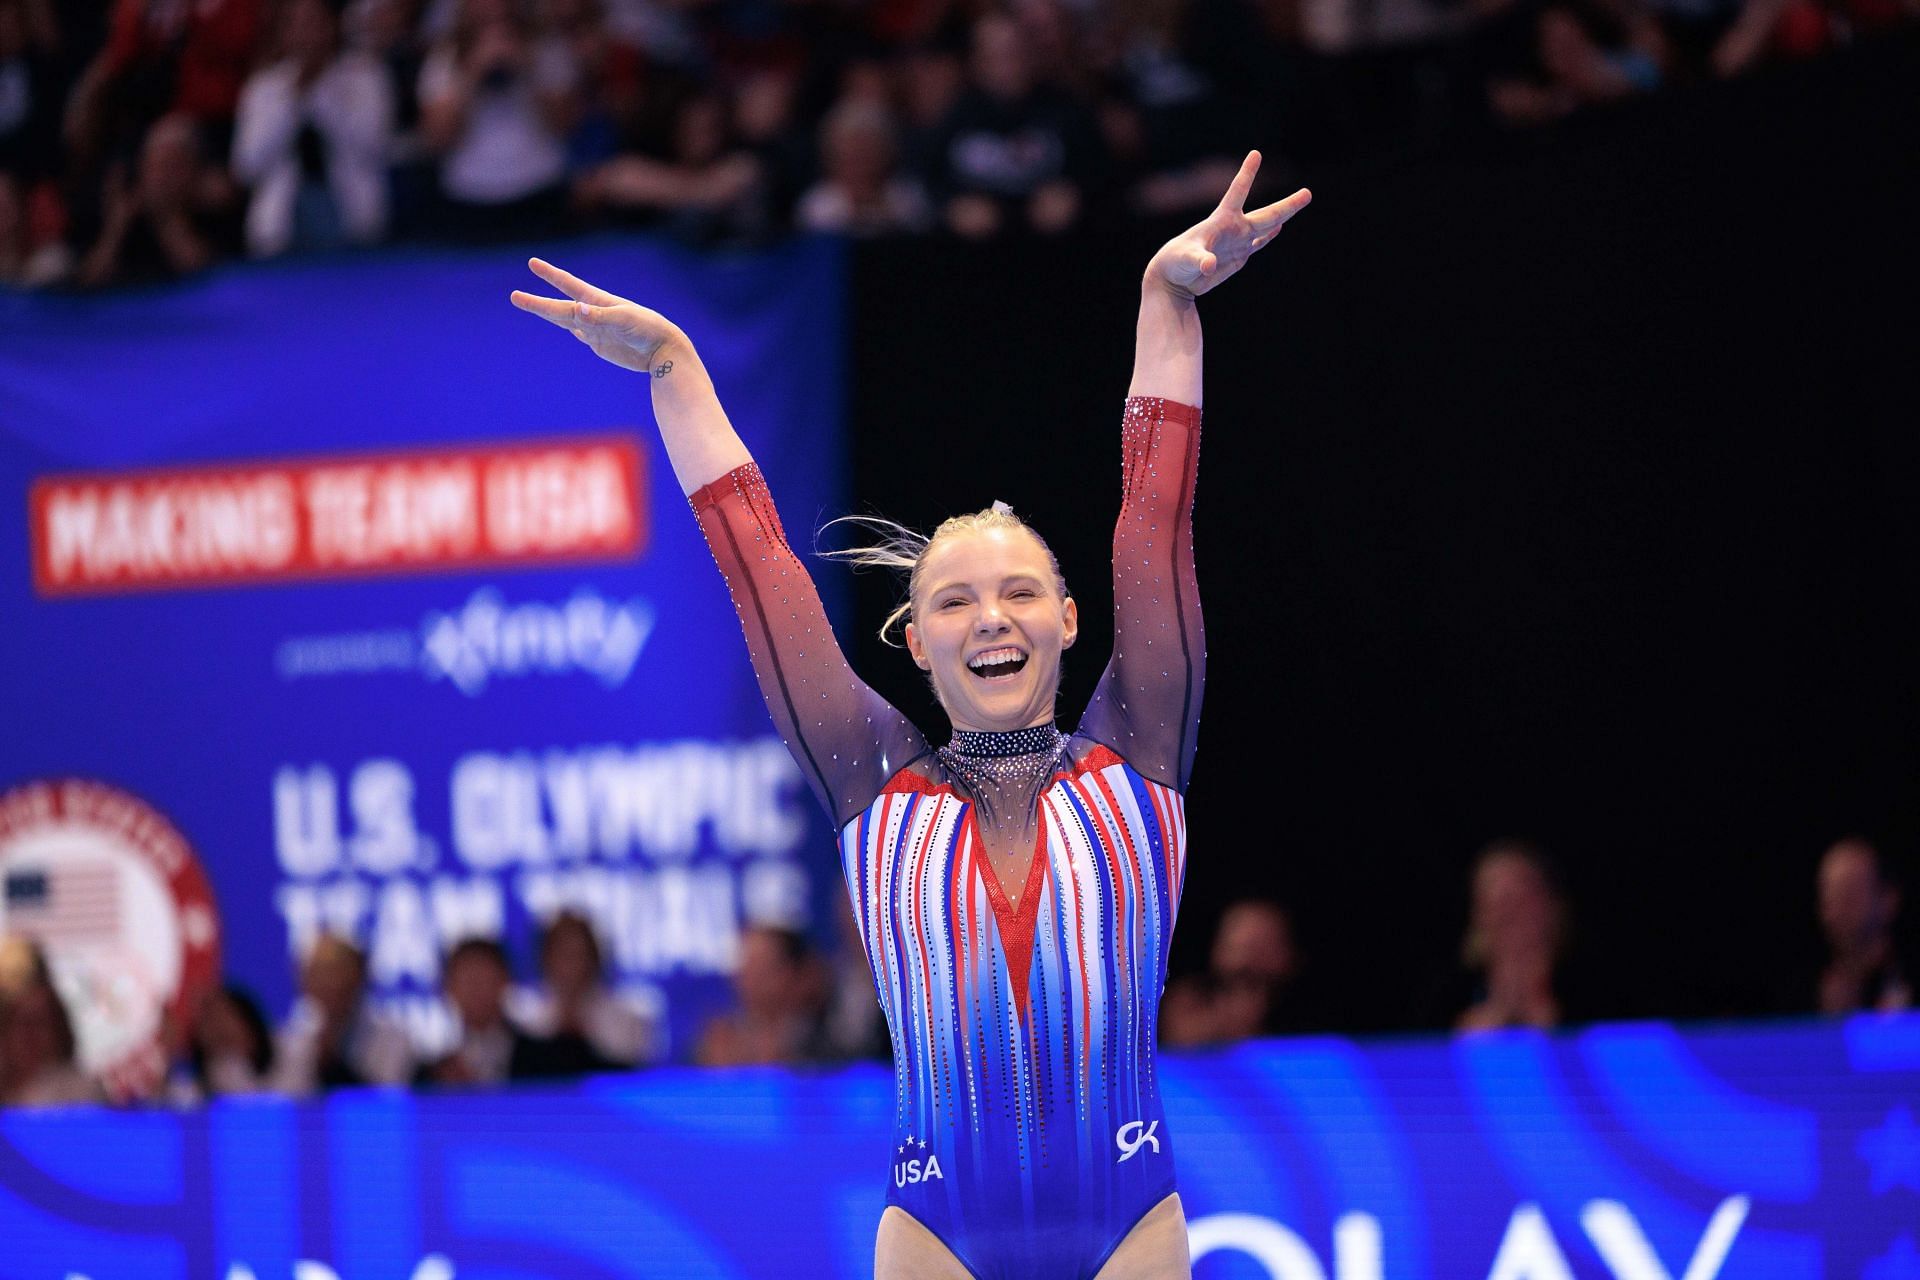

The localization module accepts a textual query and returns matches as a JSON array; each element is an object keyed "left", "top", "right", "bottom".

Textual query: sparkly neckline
[{"left": 944, "top": 725, "right": 1065, "bottom": 760}]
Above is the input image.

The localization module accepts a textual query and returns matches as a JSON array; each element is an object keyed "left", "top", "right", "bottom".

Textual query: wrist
[{"left": 1141, "top": 265, "right": 1199, "bottom": 307}]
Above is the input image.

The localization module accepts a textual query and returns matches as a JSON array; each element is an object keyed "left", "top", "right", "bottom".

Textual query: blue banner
[
  {"left": 0, "top": 237, "right": 848, "bottom": 1074},
  {"left": 0, "top": 1017, "right": 1916, "bottom": 1278}
]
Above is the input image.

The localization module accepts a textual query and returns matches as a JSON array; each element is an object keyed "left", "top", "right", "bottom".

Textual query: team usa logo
[
  {"left": 0, "top": 779, "right": 221, "bottom": 1098},
  {"left": 893, "top": 1134, "right": 945, "bottom": 1186}
]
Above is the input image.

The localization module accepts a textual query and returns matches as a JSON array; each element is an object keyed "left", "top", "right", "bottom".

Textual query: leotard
[{"left": 692, "top": 396, "right": 1203, "bottom": 1279}]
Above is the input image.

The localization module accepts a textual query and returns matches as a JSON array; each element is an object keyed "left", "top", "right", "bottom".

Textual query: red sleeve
[
  {"left": 1077, "top": 396, "right": 1205, "bottom": 791},
  {"left": 691, "top": 463, "right": 929, "bottom": 827}
]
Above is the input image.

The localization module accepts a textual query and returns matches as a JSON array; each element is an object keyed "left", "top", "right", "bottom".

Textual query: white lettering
[
  {"left": 1487, "top": 1205, "right": 1576, "bottom": 1280},
  {"left": 1187, "top": 1213, "right": 1330, "bottom": 1280},
  {"left": 275, "top": 765, "right": 341, "bottom": 876},
  {"left": 349, "top": 759, "right": 427, "bottom": 874},
  {"left": 1581, "top": 1197, "right": 1749, "bottom": 1280},
  {"left": 1334, "top": 1212, "right": 1383, "bottom": 1280}
]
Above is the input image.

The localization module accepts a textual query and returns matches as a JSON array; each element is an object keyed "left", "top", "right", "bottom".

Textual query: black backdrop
[{"left": 842, "top": 36, "right": 1920, "bottom": 1030}]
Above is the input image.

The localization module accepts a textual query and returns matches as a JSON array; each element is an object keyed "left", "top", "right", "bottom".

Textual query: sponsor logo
[
  {"left": 271, "top": 586, "right": 656, "bottom": 696},
  {"left": 893, "top": 1135, "right": 944, "bottom": 1186},
  {"left": 0, "top": 779, "right": 220, "bottom": 1099},
  {"left": 29, "top": 435, "right": 646, "bottom": 596},
  {"left": 1116, "top": 1119, "right": 1161, "bottom": 1162}
]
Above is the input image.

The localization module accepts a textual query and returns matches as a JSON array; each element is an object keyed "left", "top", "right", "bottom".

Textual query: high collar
[{"left": 944, "top": 724, "right": 1064, "bottom": 759}]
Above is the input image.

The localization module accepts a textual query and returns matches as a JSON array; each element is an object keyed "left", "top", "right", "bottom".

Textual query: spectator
[
  {"left": 66, "top": 0, "right": 263, "bottom": 164},
  {"left": 930, "top": 11, "right": 1101, "bottom": 238},
  {"left": 273, "top": 934, "right": 414, "bottom": 1095},
  {"left": 1487, "top": 0, "right": 1668, "bottom": 125},
  {"left": 1162, "top": 899, "right": 1320, "bottom": 1046},
  {"left": 1454, "top": 839, "right": 1573, "bottom": 1032},
  {"left": 814, "top": 892, "right": 889, "bottom": 1062},
  {"left": 513, "top": 910, "right": 659, "bottom": 1069},
  {"left": 696, "top": 925, "right": 823, "bottom": 1067},
  {"left": 580, "top": 88, "right": 764, "bottom": 243},
  {"left": 171, "top": 985, "right": 275, "bottom": 1102},
  {"left": 1815, "top": 837, "right": 1911, "bottom": 1014},
  {"left": 417, "top": 936, "right": 539, "bottom": 1086},
  {"left": 797, "top": 98, "right": 930, "bottom": 234},
  {"left": 1, "top": 976, "right": 97, "bottom": 1109},
  {"left": 231, "top": 0, "right": 394, "bottom": 258},
  {"left": 1709, "top": 0, "right": 1909, "bottom": 76},
  {"left": 74, "top": 107, "right": 235, "bottom": 285},
  {"left": 417, "top": 0, "right": 579, "bottom": 238}
]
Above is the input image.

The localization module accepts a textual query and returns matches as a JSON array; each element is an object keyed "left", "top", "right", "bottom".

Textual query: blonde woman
[{"left": 513, "top": 151, "right": 1309, "bottom": 1280}]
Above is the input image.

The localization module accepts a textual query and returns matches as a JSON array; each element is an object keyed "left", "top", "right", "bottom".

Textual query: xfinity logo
[
  {"left": 1117, "top": 1119, "right": 1161, "bottom": 1162},
  {"left": 421, "top": 588, "right": 655, "bottom": 695}
]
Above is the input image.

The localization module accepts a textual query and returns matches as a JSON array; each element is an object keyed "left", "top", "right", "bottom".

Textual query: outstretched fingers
[
  {"left": 527, "top": 257, "right": 623, "bottom": 306},
  {"left": 1247, "top": 187, "right": 1313, "bottom": 236},
  {"left": 510, "top": 290, "right": 618, "bottom": 331},
  {"left": 1218, "top": 150, "right": 1262, "bottom": 214}
]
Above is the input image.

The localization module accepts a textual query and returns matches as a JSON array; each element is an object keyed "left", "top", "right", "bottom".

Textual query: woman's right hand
[{"left": 511, "top": 259, "right": 685, "bottom": 374}]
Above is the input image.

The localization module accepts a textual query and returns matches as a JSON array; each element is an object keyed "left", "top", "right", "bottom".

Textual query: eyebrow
[{"left": 925, "top": 573, "right": 1047, "bottom": 598}]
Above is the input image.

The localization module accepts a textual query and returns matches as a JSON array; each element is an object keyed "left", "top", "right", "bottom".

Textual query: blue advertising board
[
  {"left": 0, "top": 1017, "right": 1915, "bottom": 1278},
  {"left": 0, "top": 237, "right": 848, "bottom": 1077}
]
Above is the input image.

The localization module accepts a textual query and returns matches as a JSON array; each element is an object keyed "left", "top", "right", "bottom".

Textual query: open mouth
[{"left": 967, "top": 647, "right": 1029, "bottom": 680}]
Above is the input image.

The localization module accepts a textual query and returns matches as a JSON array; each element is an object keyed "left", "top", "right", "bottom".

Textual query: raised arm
[
  {"left": 1080, "top": 153, "right": 1311, "bottom": 791},
  {"left": 512, "top": 261, "right": 927, "bottom": 825}
]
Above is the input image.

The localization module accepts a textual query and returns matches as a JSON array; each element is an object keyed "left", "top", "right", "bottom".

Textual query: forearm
[
  {"left": 648, "top": 332, "right": 753, "bottom": 494},
  {"left": 1128, "top": 277, "right": 1203, "bottom": 407}
]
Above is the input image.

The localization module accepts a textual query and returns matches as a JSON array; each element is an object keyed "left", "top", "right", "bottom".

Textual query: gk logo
[{"left": 1116, "top": 1120, "right": 1161, "bottom": 1163}]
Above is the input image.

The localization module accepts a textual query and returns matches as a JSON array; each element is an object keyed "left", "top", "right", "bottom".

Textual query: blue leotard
[{"left": 693, "top": 396, "right": 1204, "bottom": 1278}]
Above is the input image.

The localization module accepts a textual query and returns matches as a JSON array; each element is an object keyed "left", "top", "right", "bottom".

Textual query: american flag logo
[{"left": 3, "top": 863, "right": 122, "bottom": 942}]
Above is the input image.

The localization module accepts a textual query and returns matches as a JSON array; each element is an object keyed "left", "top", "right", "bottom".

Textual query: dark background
[{"left": 842, "top": 36, "right": 1920, "bottom": 1031}]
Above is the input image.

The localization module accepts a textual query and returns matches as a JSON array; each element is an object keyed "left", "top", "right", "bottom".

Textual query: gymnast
[{"left": 513, "top": 150, "right": 1311, "bottom": 1280}]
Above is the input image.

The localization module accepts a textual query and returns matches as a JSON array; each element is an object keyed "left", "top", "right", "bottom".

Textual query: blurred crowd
[
  {"left": 2, "top": 0, "right": 1913, "bottom": 288},
  {"left": 0, "top": 833, "right": 1907, "bottom": 1109}
]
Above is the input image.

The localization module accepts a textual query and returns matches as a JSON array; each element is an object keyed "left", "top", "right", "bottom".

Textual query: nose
[{"left": 974, "top": 601, "right": 1010, "bottom": 635}]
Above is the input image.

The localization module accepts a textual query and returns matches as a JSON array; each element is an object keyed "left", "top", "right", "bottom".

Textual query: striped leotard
[{"left": 692, "top": 396, "right": 1203, "bottom": 1279}]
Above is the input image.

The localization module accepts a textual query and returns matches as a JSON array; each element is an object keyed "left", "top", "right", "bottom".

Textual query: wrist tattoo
[{"left": 652, "top": 360, "right": 674, "bottom": 379}]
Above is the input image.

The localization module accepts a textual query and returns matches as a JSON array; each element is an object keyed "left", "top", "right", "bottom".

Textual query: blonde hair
[{"left": 820, "top": 502, "right": 1068, "bottom": 646}]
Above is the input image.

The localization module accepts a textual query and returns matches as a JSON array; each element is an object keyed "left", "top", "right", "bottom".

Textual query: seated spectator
[
  {"left": 1453, "top": 839, "right": 1574, "bottom": 1032},
  {"left": 273, "top": 934, "right": 414, "bottom": 1095},
  {"left": 930, "top": 12, "right": 1101, "bottom": 238},
  {"left": 1, "top": 976, "right": 97, "bottom": 1109},
  {"left": 1161, "top": 898, "right": 1321, "bottom": 1046},
  {"left": 232, "top": 0, "right": 395, "bottom": 258},
  {"left": 513, "top": 910, "right": 659, "bottom": 1070},
  {"left": 695, "top": 925, "right": 824, "bottom": 1067},
  {"left": 579, "top": 89, "right": 765, "bottom": 244},
  {"left": 1487, "top": 0, "right": 1668, "bottom": 126},
  {"left": 75, "top": 110, "right": 239, "bottom": 286},
  {"left": 171, "top": 984, "right": 275, "bottom": 1102},
  {"left": 417, "top": 0, "right": 579, "bottom": 239},
  {"left": 1815, "top": 837, "right": 1911, "bottom": 1014},
  {"left": 64, "top": 0, "right": 260, "bottom": 282},
  {"left": 417, "top": 936, "right": 539, "bottom": 1086},
  {"left": 797, "top": 98, "right": 930, "bottom": 235}
]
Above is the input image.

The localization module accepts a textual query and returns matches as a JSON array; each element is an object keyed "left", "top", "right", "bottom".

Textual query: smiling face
[{"left": 904, "top": 524, "right": 1077, "bottom": 733}]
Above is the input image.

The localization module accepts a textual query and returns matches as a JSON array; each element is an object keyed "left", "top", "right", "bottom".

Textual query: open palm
[
  {"left": 510, "top": 258, "right": 681, "bottom": 374},
  {"left": 1149, "top": 152, "right": 1312, "bottom": 299}
]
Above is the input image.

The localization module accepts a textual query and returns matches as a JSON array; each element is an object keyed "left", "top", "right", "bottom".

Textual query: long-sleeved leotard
[{"left": 692, "top": 396, "right": 1203, "bottom": 1280}]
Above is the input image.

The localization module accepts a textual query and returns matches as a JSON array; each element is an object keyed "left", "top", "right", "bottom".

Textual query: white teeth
[{"left": 968, "top": 648, "right": 1025, "bottom": 671}]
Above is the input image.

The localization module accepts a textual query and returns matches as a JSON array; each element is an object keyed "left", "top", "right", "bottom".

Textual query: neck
[{"left": 946, "top": 722, "right": 1063, "bottom": 756}]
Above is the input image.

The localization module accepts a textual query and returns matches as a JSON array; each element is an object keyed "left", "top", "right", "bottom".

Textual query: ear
[
  {"left": 904, "top": 621, "right": 931, "bottom": 670},
  {"left": 1060, "top": 596, "right": 1079, "bottom": 649}
]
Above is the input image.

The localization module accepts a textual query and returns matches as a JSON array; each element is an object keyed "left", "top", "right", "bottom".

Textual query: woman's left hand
[{"left": 1145, "top": 151, "right": 1311, "bottom": 299}]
